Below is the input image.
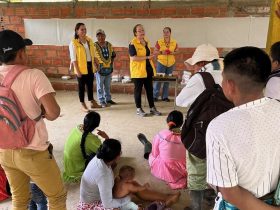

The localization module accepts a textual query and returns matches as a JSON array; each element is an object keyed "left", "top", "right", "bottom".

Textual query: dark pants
[
  {"left": 133, "top": 77, "right": 154, "bottom": 108},
  {"left": 77, "top": 62, "right": 94, "bottom": 103},
  {"left": 29, "top": 183, "right": 48, "bottom": 210}
]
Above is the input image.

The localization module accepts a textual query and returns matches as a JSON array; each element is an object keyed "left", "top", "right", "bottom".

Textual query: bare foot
[{"left": 165, "top": 191, "right": 181, "bottom": 207}]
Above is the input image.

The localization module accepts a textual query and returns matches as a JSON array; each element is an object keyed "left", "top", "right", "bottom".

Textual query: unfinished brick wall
[{"left": 0, "top": 1, "right": 271, "bottom": 79}]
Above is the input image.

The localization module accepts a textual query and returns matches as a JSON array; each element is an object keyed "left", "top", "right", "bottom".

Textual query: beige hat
[
  {"left": 96, "top": 29, "right": 105, "bottom": 36},
  {"left": 185, "top": 44, "right": 219, "bottom": 65}
]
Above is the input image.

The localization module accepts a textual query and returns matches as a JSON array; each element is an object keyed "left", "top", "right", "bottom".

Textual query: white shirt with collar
[
  {"left": 176, "top": 60, "right": 223, "bottom": 108},
  {"left": 206, "top": 97, "right": 280, "bottom": 198}
]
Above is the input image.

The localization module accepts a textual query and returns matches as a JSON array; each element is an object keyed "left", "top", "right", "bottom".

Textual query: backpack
[
  {"left": 181, "top": 72, "right": 234, "bottom": 159},
  {"left": 0, "top": 65, "right": 40, "bottom": 149}
]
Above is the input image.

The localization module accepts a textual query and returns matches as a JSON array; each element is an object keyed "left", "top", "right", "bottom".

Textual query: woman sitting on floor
[
  {"left": 63, "top": 111, "right": 109, "bottom": 182},
  {"left": 78, "top": 139, "right": 180, "bottom": 210},
  {"left": 137, "top": 110, "right": 187, "bottom": 189}
]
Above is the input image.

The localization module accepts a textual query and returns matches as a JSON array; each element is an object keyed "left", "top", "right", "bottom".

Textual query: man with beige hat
[
  {"left": 176, "top": 43, "right": 223, "bottom": 108},
  {"left": 177, "top": 44, "right": 223, "bottom": 210}
]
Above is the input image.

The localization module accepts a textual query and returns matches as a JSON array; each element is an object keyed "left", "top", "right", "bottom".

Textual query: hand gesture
[{"left": 97, "top": 129, "right": 109, "bottom": 139}]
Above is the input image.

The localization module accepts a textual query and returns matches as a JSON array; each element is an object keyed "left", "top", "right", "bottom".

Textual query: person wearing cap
[
  {"left": 94, "top": 29, "right": 116, "bottom": 108},
  {"left": 69, "top": 23, "right": 101, "bottom": 112},
  {"left": 176, "top": 44, "right": 222, "bottom": 210},
  {"left": 0, "top": 30, "right": 66, "bottom": 209},
  {"left": 153, "top": 27, "right": 179, "bottom": 102},
  {"left": 176, "top": 44, "right": 223, "bottom": 108},
  {"left": 129, "top": 24, "right": 161, "bottom": 117}
]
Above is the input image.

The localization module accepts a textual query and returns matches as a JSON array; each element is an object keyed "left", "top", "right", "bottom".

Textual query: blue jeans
[
  {"left": 95, "top": 73, "right": 112, "bottom": 103},
  {"left": 29, "top": 183, "right": 48, "bottom": 210},
  {"left": 153, "top": 62, "right": 174, "bottom": 99}
]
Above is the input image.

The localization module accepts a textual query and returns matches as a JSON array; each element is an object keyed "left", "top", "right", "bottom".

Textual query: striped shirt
[{"left": 206, "top": 98, "right": 280, "bottom": 198}]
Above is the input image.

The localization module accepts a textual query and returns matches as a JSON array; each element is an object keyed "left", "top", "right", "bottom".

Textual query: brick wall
[{"left": 0, "top": 1, "right": 271, "bottom": 79}]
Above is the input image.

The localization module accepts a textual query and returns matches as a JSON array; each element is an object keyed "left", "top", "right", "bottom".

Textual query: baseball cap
[
  {"left": 0, "top": 30, "right": 33, "bottom": 55},
  {"left": 185, "top": 44, "right": 219, "bottom": 66},
  {"left": 96, "top": 29, "right": 105, "bottom": 36}
]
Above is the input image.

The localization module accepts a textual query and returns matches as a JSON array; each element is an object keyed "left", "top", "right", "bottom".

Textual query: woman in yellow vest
[
  {"left": 69, "top": 23, "right": 101, "bottom": 112},
  {"left": 153, "top": 27, "right": 179, "bottom": 102},
  {"left": 129, "top": 24, "right": 161, "bottom": 117}
]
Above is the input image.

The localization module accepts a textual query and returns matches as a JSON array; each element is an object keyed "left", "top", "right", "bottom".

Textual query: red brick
[
  {"left": 46, "top": 67, "right": 58, "bottom": 74},
  {"left": 177, "top": 8, "right": 190, "bottom": 16},
  {"left": 46, "top": 50, "right": 57, "bottom": 57},
  {"left": 61, "top": 7, "right": 71, "bottom": 17},
  {"left": 4, "top": 8, "right": 14, "bottom": 16},
  {"left": 32, "top": 50, "right": 46, "bottom": 57},
  {"left": 57, "top": 50, "right": 68, "bottom": 57},
  {"left": 163, "top": 8, "right": 177, "bottom": 15},
  {"left": 204, "top": 7, "right": 220, "bottom": 16},
  {"left": 10, "top": 16, "right": 22, "bottom": 24},
  {"left": 17, "top": 25, "right": 25, "bottom": 33},
  {"left": 75, "top": 8, "right": 86, "bottom": 17},
  {"left": 113, "top": 61, "right": 122, "bottom": 69},
  {"left": 30, "top": 58, "right": 42, "bottom": 65},
  {"left": 136, "top": 9, "right": 149, "bottom": 15},
  {"left": 2, "top": 16, "right": 9, "bottom": 24},
  {"left": 42, "top": 58, "right": 52, "bottom": 65},
  {"left": 97, "top": 8, "right": 110, "bottom": 15},
  {"left": 150, "top": 9, "right": 162, "bottom": 15},
  {"left": 86, "top": 8, "right": 97, "bottom": 16},
  {"left": 58, "top": 67, "right": 69, "bottom": 75},
  {"left": 124, "top": 9, "right": 135, "bottom": 15},
  {"left": 15, "top": 8, "right": 26, "bottom": 16},
  {"left": 49, "top": 8, "right": 60, "bottom": 17},
  {"left": 111, "top": 9, "right": 124, "bottom": 15},
  {"left": 191, "top": 7, "right": 205, "bottom": 16},
  {"left": 52, "top": 59, "right": 63, "bottom": 66}
]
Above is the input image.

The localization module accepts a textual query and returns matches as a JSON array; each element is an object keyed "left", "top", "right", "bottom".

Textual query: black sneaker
[
  {"left": 153, "top": 98, "right": 158, "bottom": 102},
  {"left": 162, "top": 98, "right": 170, "bottom": 102},
  {"left": 150, "top": 107, "right": 161, "bottom": 116},
  {"left": 137, "top": 133, "right": 148, "bottom": 145},
  {"left": 136, "top": 108, "right": 147, "bottom": 117},
  {"left": 106, "top": 100, "right": 117, "bottom": 105}
]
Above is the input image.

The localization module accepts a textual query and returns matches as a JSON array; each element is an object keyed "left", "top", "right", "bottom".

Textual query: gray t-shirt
[{"left": 80, "top": 156, "right": 130, "bottom": 208}]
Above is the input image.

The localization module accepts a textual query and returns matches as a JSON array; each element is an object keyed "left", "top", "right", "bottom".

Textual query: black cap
[{"left": 0, "top": 30, "right": 33, "bottom": 55}]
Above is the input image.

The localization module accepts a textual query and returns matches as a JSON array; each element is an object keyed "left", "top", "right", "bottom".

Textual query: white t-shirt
[
  {"left": 0, "top": 65, "right": 55, "bottom": 151},
  {"left": 265, "top": 77, "right": 280, "bottom": 100},
  {"left": 206, "top": 97, "right": 280, "bottom": 198},
  {"left": 176, "top": 61, "right": 223, "bottom": 108}
]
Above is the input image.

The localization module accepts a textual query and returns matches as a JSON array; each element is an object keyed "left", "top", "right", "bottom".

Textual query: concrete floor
[{"left": 0, "top": 91, "right": 200, "bottom": 210}]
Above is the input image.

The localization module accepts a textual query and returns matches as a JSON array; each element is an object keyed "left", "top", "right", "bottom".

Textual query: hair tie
[{"left": 168, "top": 121, "right": 176, "bottom": 127}]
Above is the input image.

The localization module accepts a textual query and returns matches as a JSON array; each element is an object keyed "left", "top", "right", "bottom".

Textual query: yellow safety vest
[
  {"left": 72, "top": 36, "right": 96, "bottom": 75},
  {"left": 157, "top": 38, "right": 177, "bottom": 67},
  {"left": 129, "top": 37, "right": 156, "bottom": 78}
]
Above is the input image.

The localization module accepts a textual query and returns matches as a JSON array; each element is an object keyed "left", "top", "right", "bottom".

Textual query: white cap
[{"left": 185, "top": 44, "right": 219, "bottom": 65}]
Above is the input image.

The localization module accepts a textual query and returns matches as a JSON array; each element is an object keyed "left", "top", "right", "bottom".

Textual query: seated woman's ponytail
[{"left": 80, "top": 111, "right": 101, "bottom": 161}]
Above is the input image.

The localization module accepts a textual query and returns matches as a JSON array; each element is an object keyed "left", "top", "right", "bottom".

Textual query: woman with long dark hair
[
  {"left": 63, "top": 111, "right": 108, "bottom": 182},
  {"left": 69, "top": 23, "right": 101, "bottom": 112}
]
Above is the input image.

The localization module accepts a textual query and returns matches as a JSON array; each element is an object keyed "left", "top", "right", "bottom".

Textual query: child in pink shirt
[{"left": 137, "top": 110, "right": 187, "bottom": 189}]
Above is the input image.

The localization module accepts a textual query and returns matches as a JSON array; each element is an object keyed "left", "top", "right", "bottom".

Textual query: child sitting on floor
[{"left": 113, "top": 165, "right": 180, "bottom": 210}]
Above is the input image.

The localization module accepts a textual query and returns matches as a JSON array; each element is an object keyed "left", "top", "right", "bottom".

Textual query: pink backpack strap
[{"left": 1, "top": 65, "right": 29, "bottom": 88}]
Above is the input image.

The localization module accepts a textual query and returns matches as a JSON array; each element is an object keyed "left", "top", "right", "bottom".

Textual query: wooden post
[{"left": 266, "top": 0, "right": 280, "bottom": 53}]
